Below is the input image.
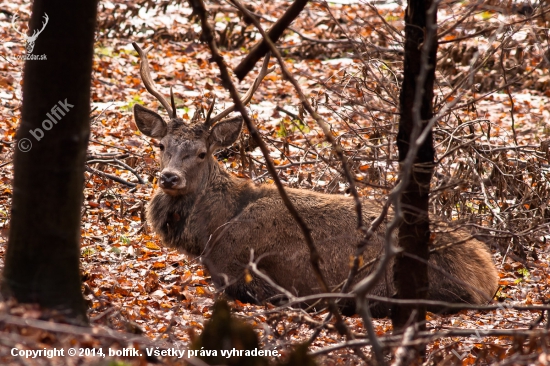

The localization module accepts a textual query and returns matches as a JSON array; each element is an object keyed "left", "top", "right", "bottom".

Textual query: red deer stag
[{"left": 132, "top": 43, "right": 498, "bottom": 316}]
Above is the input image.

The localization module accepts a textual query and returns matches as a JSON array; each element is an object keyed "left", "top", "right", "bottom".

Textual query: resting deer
[{"left": 132, "top": 43, "right": 498, "bottom": 317}]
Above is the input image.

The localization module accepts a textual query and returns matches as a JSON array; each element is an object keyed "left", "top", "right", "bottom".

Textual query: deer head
[
  {"left": 12, "top": 13, "right": 49, "bottom": 54},
  {"left": 132, "top": 43, "right": 272, "bottom": 195}
]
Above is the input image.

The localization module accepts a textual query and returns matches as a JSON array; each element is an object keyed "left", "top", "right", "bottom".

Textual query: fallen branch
[
  {"left": 309, "top": 328, "right": 550, "bottom": 356},
  {"left": 0, "top": 161, "right": 12, "bottom": 168},
  {"left": 85, "top": 166, "right": 137, "bottom": 187},
  {"left": 87, "top": 158, "right": 145, "bottom": 184}
]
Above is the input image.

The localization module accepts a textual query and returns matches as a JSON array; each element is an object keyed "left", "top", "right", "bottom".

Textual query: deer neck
[
  {"left": 205, "top": 157, "right": 241, "bottom": 191},
  {"left": 147, "top": 158, "right": 251, "bottom": 256}
]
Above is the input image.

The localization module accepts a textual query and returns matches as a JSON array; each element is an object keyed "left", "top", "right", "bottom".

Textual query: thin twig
[
  {"left": 89, "top": 139, "right": 136, "bottom": 154},
  {"left": 499, "top": 37, "right": 518, "bottom": 145},
  {"left": 227, "top": 2, "right": 366, "bottom": 357},
  {"left": 91, "top": 101, "right": 115, "bottom": 125},
  {"left": 190, "top": 0, "right": 351, "bottom": 334},
  {"left": 357, "top": 296, "right": 386, "bottom": 365},
  {"left": 393, "top": 325, "right": 416, "bottom": 366}
]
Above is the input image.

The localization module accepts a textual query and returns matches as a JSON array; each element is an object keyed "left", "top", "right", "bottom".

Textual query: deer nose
[{"left": 159, "top": 172, "right": 180, "bottom": 189}]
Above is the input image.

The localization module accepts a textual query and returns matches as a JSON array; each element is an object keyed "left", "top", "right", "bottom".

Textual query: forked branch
[
  {"left": 233, "top": 0, "right": 309, "bottom": 80},
  {"left": 206, "top": 54, "right": 275, "bottom": 126}
]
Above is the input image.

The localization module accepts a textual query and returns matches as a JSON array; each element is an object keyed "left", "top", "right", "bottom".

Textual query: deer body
[
  {"left": 145, "top": 151, "right": 497, "bottom": 316},
  {"left": 132, "top": 43, "right": 498, "bottom": 316},
  {"left": 141, "top": 130, "right": 498, "bottom": 316}
]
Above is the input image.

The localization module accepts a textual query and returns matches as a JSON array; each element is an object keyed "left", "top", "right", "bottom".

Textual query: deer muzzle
[{"left": 159, "top": 171, "right": 184, "bottom": 190}]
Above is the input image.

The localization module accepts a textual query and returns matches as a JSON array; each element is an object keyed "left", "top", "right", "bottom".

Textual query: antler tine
[
  {"left": 132, "top": 42, "right": 174, "bottom": 118},
  {"left": 170, "top": 86, "right": 177, "bottom": 119},
  {"left": 204, "top": 96, "right": 216, "bottom": 127},
  {"left": 207, "top": 53, "right": 274, "bottom": 126}
]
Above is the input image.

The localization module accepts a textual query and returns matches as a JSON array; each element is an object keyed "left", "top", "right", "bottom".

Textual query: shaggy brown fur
[{"left": 134, "top": 105, "right": 499, "bottom": 317}]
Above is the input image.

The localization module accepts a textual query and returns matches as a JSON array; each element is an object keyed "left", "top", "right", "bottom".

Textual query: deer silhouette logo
[{"left": 12, "top": 13, "right": 49, "bottom": 54}]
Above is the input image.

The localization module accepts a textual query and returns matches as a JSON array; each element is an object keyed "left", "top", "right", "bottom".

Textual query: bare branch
[
  {"left": 191, "top": 2, "right": 369, "bottom": 361},
  {"left": 208, "top": 54, "right": 275, "bottom": 126},
  {"left": 85, "top": 166, "right": 137, "bottom": 188},
  {"left": 234, "top": 0, "right": 309, "bottom": 80},
  {"left": 86, "top": 158, "right": 145, "bottom": 184},
  {"left": 310, "top": 328, "right": 550, "bottom": 356},
  {"left": 357, "top": 296, "right": 386, "bottom": 365}
]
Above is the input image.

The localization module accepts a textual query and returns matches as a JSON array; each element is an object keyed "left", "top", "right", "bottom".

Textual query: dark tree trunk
[
  {"left": 392, "top": 0, "right": 438, "bottom": 353},
  {"left": 2, "top": 0, "right": 98, "bottom": 323}
]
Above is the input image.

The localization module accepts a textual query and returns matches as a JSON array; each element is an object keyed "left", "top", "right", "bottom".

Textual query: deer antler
[
  {"left": 204, "top": 96, "right": 216, "bottom": 124},
  {"left": 205, "top": 53, "right": 274, "bottom": 127},
  {"left": 132, "top": 42, "right": 175, "bottom": 119},
  {"left": 170, "top": 86, "right": 177, "bottom": 118},
  {"left": 11, "top": 14, "right": 28, "bottom": 39},
  {"left": 27, "top": 13, "right": 48, "bottom": 42}
]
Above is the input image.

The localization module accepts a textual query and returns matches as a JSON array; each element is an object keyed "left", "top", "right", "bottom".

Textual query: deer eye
[
  {"left": 158, "top": 143, "right": 165, "bottom": 151},
  {"left": 198, "top": 152, "right": 206, "bottom": 159}
]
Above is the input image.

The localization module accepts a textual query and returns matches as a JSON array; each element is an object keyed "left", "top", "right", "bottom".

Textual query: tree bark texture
[
  {"left": 392, "top": 0, "right": 438, "bottom": 342},
  {"left": 2, "top": 0, "right": 98, "bottom": 323}
]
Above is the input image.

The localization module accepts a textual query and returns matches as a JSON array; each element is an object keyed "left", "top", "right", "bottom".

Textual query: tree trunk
[
  {"left": 392, "top": 0, "right": 438, "bottom": 355},
  {"left": 2, "top": 0, "right": 98, "bottom": 323}
]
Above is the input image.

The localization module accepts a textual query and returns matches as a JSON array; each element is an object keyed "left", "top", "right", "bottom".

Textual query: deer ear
[
  {"left": 208, "top": 116, "right": 243, "bottom": 150},
  {"left": 134, "top": 104, "right": 167, "bottom": 138}
]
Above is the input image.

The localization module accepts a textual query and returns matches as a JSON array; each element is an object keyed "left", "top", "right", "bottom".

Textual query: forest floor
[{"left": 1, "top": 0, "right": 550, "bottom": 365}]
